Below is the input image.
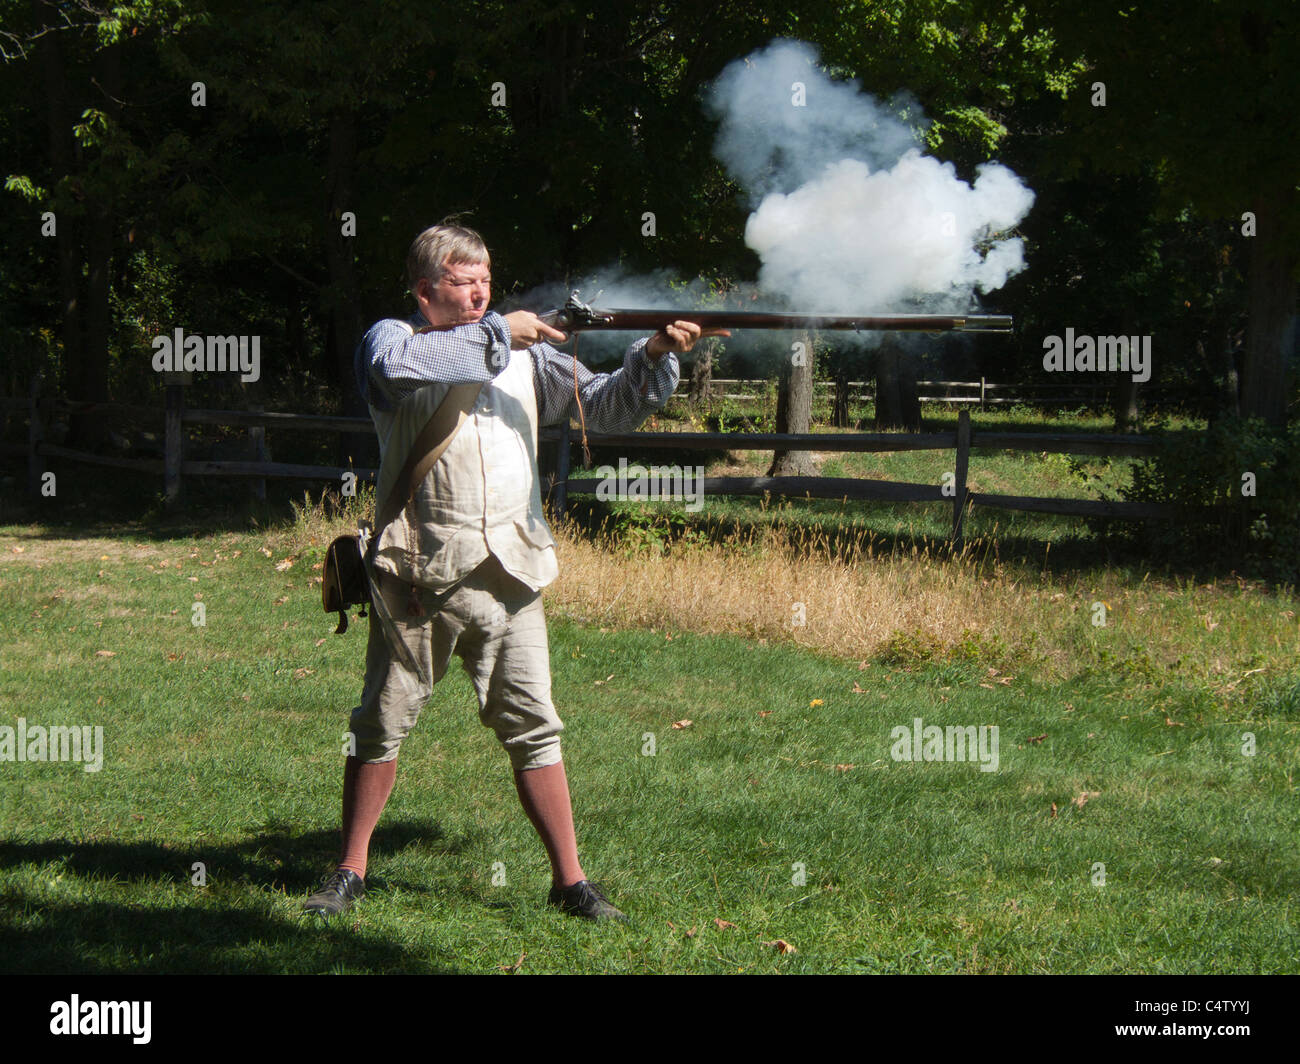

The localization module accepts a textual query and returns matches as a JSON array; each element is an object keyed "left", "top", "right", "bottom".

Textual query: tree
[
  {"left": 1018, "top": 0, "right": 1300, "bottom": 426},
  {"left": 768, "top": 331, "right": 818, "bottom": 477}
]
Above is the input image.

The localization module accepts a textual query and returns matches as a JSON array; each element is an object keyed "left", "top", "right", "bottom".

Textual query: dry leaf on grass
[
  {"left": 671, "top": 719, "right": 693, "bottom": 729},
  {"left": 497, "top": 951, "right": 526, "bottom": 974},
  {"left": 1050, "top": 803, "right": 1058, "bottom": 818},
  {"left": 713, "top": 918, "right": 736, "bottom": 930},
  {"left": 275, "top": 558, "right": 295, "bottom": 571},
  {"left": 1072, "top": 790, "right": 1100, "bottom": 809},
  {"left": 809, "top": 699, "right": 824, "bottom": 707},
  {"left": 762, "top": 939, "right": 797, "bottom": 954},
  {"left": 835, "top": 764, "right": 856, "bottom": 772},
  {"left": 758, "top": 711, "right": 771, "bottom": 718},
  {"left": 94, "top": 650, "right": 116, "bottom": 658},
  {"left": 851, "top": 682, "right": 866, "bottom": 694},
  {"left": 1025, "top": 734, "right": 1047, "bottom": 744}
]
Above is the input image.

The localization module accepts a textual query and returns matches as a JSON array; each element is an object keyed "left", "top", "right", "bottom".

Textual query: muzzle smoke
[{"left": 707, "top": 39, "right": 1034, "bottom": 314}]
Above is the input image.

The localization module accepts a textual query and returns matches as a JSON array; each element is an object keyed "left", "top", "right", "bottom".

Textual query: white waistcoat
[{"left": 369, "top": 346, "right": 558, "bottom": 592}]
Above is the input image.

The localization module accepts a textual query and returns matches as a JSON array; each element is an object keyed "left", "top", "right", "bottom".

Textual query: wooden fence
[
  {"left": 3, "top": 375, "right": 1174, "bottom": 543},
  {"left": 702, "top": 377, "right": 1192, "bottom": 407}
]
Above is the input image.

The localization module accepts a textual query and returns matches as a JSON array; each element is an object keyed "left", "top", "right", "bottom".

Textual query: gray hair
[{"left": 406, "top": 224, "right": 490, "bottom": 296}]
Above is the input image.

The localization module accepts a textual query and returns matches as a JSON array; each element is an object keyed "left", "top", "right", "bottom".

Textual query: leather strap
[{"left": 375, "top": 381, "right": 483, "bottom": 534}]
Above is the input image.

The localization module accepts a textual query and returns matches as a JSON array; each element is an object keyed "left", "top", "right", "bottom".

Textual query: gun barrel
[{"left": 540, "top": 303, "right": 1012, "bottom": 334}]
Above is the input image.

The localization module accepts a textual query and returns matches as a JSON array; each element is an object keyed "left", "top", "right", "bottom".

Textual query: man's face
[{"left": 416, "top": 260, "right": 491, "bottom": 327}]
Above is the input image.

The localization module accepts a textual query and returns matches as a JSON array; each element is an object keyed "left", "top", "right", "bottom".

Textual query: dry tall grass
[
  {"left": 542, "top": 515, "right": 1300, "bottom": 694},
  {"left": 283, "top": 489, "right": 1300, "bottom": 696}
]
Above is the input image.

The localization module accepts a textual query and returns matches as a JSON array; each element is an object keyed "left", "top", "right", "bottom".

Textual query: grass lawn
[{"left": 1, "top": 509, "right": 1296, "bottom": 974}]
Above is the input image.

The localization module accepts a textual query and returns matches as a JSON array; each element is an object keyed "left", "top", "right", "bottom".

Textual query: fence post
[
  {"left": 27, "top": 372, "right": 44, "bottom": 498},
  {"left": 553, "top": 420, "right": 571, "bottom": 516},
  {"left": 164, "top": 374, "right": 185, "bottom": 507},
  {"left": 951, "top": 408, "right": 971, "bottom": 548},
  {"left": 980, "top": 376, "right": 986, "bottom": 410},
  {"left": 249, "top": 403, "right": 266, "bottom": 502}
]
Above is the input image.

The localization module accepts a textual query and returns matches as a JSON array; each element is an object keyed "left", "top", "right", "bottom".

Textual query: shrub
[{"left": 1115, "top": 417, "right": 1300, "bottom": 584}]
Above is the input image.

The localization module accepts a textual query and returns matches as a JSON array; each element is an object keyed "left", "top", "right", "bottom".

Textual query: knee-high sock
[
  {"left": 513, "top": 759, "right": 585, "bottom": 889},
  {"left": 338, "top": 755, "right": 398, "bottom": 879}
]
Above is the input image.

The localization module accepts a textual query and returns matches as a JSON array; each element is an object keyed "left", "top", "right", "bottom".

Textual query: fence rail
[{"left": 689, "top": 377, "right": 1192, "bottom": 407}]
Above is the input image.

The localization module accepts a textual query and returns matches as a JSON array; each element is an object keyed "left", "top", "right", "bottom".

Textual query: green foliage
[
  {"left": 4, "top": 174, "right": 46, "bottom": 201},
  {"left": 600, "top": 506, "right": 707, "bottom": 556},
  {"left": 1117, "top": 418, "right": 1300, "bottom": 583}
]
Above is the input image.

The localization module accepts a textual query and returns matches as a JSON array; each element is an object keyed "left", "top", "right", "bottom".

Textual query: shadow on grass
[
  {"left": 0, "top": 819, "right": 465, "bottom": 893},
  {"left": 0, "top": 819, "right": 482, "bottom": 973},
  {"left": 0, "top": 894, "right": 461, "bottom": 974}
]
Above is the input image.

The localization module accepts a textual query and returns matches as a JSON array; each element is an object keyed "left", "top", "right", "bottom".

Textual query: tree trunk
[
  {"left": 40, "top": 2, "right": 82, "bottom": 400},
  {"left": 1199, "top": 329, "right": 1239, "bottom": 421},
  {"left": 1112, "top": 376, "right": 1140, "bottom": 433},
  {"left": 1241, "top": 187, "right": 1298, "bottom": 428},
  {"left": 73, "top": 38, "right": 121, "bottom": 448},
  {"left": 874, "top": 337, "right": 921, "bottom": 431},
  {"left": 767, "top": 330, "right": 818, "bottom": 477},
  {"left": 832, "top": 370, "right": 851, "bottom": 428},
  {"left": 688, "top": 337, "right": 715, "bottom": 405},
  {"left": 324, "top": 110, "right": 373, "bottom": 467}
]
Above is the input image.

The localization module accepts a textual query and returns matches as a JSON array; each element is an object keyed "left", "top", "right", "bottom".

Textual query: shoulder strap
[{"left": 374, "top": 381, "right": 482, "bottom": 534}]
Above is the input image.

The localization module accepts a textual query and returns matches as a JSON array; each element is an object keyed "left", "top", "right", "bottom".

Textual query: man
[{"left": 304, "top": 224, "right": 725, "bottom": 921}]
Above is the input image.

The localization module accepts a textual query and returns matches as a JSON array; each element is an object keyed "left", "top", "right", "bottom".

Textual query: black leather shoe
[
  {"left": 302, "top": 868, "right": 364, "bottom": 916},
  {"left": 547, "top": 879, "right": 628, "bottom": 922}
]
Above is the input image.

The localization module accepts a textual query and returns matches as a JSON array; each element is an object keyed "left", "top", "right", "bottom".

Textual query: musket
[{"left": 539, "top": 291, "right": 1013, "bottom": 334}]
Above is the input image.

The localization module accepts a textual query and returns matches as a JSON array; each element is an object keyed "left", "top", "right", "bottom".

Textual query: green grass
[{"left": 1, "top": 523, "right": 1296, "bottom": 974}]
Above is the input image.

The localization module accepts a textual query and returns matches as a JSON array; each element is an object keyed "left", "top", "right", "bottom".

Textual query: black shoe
[
  {"left": 547, "top": 879, "right": 628, "bottom": 922},
  {"left": 303, "top": 868, "right": 364, "bottom": 916}
]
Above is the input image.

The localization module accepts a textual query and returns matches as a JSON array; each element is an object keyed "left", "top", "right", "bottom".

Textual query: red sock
[
  {"left": 513, "top": 759, "right": 585, "bottom": 889},
  {"left": 338, "top": 755, "right": 398, "bottom": 879}
]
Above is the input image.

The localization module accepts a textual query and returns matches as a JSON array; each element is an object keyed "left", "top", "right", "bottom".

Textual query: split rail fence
[{"left": 4, "top": 375, "right": 1174, "bottom": 543}]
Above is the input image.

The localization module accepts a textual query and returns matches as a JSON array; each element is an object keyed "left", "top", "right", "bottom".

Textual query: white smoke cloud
[{"left": 707, "top": 39, "right": 1034, "bottom": 313}]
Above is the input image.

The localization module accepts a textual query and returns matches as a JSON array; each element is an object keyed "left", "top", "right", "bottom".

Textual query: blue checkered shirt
[{"left": 356, "top": 311, "right": 679, "bottom": 431}]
